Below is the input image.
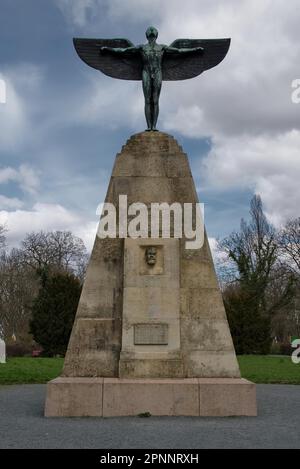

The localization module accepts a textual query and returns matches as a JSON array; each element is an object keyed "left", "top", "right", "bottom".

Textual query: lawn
[
  {"left": 237, "top": 355, "right": 300, "bottom": 384},
  {"left": 0, "top": 355, "right": 299, "bottom": 385},
  {"left": 0, "top": 357, "right": 64, "bottom": 385}
]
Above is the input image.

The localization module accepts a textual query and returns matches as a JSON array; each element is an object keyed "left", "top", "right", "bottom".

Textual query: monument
[
  {"left": 0, "top": 338, "right": 6, "bottom": 364},
  {"left": 45, "top": 27, "right": 256, "bottom": 417}
]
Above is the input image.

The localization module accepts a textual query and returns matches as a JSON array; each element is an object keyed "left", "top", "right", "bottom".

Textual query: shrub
[
  {"left": 6, "top": 343, "right": 33, "bottom": 357},
  {"left": 279, "top": 342, "right": 293, "bottom": 356}
]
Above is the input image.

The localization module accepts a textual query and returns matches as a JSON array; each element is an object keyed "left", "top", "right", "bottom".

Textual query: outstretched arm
[
  {"left": 101, "top": 46, "right": 139, "bottom": 55},
  {"left": 165, "top": 46, "right": 204, "bottom": 54}
]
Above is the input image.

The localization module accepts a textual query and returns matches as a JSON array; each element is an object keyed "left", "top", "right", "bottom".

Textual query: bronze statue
[
  {"left": 145, "top": 246, "right": 157, "bottom": 266},
  {"left": 73, "top": 27, "right": 230, "bottom": 131}
]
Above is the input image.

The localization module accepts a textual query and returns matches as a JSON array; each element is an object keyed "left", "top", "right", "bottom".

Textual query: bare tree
[
  {"left": 0, "top": 229, "right": 88, "bottom": 342},
  {"left": 277, "top": 217, "right": 300, "bottom": 274},
  {"left": 0, "top": 249, "right": 38, "bottom": 342},
  {"left": 19, "top": 230, "right": 88, "bottom": 279},
  {"left": 219, "top": 195, "right": 295, "bottom": 353},
  {"left": 220, "top": 195, "right": 278, "bottom": 295}
]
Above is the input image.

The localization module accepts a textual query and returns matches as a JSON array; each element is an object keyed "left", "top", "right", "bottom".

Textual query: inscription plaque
[{"left": 134, "top": 323, "right": 168, "bottom": 345}]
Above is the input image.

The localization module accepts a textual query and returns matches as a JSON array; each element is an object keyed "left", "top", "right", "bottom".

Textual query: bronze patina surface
[{"left": 73, "top": 27, "right": 230, "bottom": 130}]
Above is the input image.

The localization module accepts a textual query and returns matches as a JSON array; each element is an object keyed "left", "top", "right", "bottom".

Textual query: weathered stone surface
[
  {"left": 62, "top": 236, "right": 123, "bottom": 377},
  {"left": 180, "top": 288, "right": 227, "bottom": 319},
  {"left": 63, "top": 318, "right": 121, "bottom": 377},
  {"left": 180, "top": 258, "right": 219, "bottom": 289},
  {"left": 180, "top": 233, "right": 211, "bottom": 261},
  {"left": 199, "top": 378, "right": 257, "bottom": 416},
  {"left": 45, "top": 377, "right": 256, "bottom": 417},
  {"left": 103, "top": 378, "right": 199, "bottom": 417},
  {"left": 45, "top": 377, "right": 103, "bottom": 417},
  {"left": 119, "top": 358, "right": 184, "bottom": 378},
  {"left": 46, "top": 131, "right": 251, "bottom": 417},
  {"left": 124, "top": 238, "right": 180, "bottom": 289},
  {"left": 60, "top": 131, "right": 240, "bottom": 379},
  {"left": 120, "top": 237, "right": 182, "bottom": 374},
  {"left": 185, "top": 351, "right": 241, "bottom": 378},
  {"left": 123, "top": 287, "right": 180, "bottom": 322},
  {"left": 181, "top": 319, "right": 236, "bottom": 352},
  {"left": 113, "top": 150, "right": 191, "bottom": 178}
]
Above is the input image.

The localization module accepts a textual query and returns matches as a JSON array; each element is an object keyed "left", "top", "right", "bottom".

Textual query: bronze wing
[
  {"left": 162, "top": 38, "right": 230, "bottom": 81},
  {"left": 73, "top": 38, "right": 143, "bottom": 80}
]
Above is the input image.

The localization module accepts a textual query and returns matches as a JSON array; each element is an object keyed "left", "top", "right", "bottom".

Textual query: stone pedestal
[
  {"left": 45, "top": 377, "right": 256, "bottom": 417},
  {"left": 45, "top": 131, "right": 256, "bottom": 417}
]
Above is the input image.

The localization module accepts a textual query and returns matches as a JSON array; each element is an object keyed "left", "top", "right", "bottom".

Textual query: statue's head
[
  {"left": 145, "top": 246, "right": 157, "bottom": 266},
  {"left": 146, "top": 26, "right": 158, "bottom": 42}
]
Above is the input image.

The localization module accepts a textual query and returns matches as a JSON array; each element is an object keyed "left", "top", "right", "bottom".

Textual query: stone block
[
  {"left": 123, "top": 287, "right": 180, "bottom": 322},
  {"left": 180, "top": 318, "right": 235, "bottom": 352},
  {"left": 181, "top": 259, "right": 219, "bottom": 289},
  {"left": 185, "top": 351, "right": 241, "bottom": 378},
  {"left": 112, "top": 148, "right": 191, "bottom": 178},
  {"left": 119, "top": 358, "right": 184, "bottom": 378},
  {"left": 63, "top": 318, "right": 121, "bottom": 377},
  {"left": 180, "top": 287, "right": 227, "bottom": 319},
  {"left": 198, "top": 378, "right": 257, "bottom": 416},
  {"left": 76, "top": 287, "right": 122, "bottom": 319},
  {"left": 45, "top": 377, "right": 103, "bottom": 417},
  {"left": 63, "top": 349, "right": 120, "bottom": 377},
  {"left": 112, "top": 176, "right": 175, "bottom": 205},
  {"left": 45, "top": 377, "right": 256, "bottom": 417},
  {"left": 103, "top": 379, "right": 199, "bottom": 416}
]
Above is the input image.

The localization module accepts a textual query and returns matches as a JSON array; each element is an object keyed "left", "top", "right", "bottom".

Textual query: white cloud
[
  {"left": 48, "top": 1, "right": 299, "bottom": 140},
  {"left": 2, "top": 1, "right": 300, "bottom": 239},
  {"left": 0, "top": 65, "right": 43, "bottom": 151},
  {"left": 0, "top": 195, "right": 24, "bottom": 210},
  {"left": 0, "top": 75, "right": 27, "bottom": 151},
  {"left": 201, "top": 130, "right": 300, "bottom": 226},
  {"left": 69, "top": 75, "right": 142, "bottom": 130},
  {"left": 55, "top": 0, "right": 162, "bottom": 27},
  {"left": 0, "top": 203, "right": 97, "bottom": 251},
  {"left": 55, "top": 0, "right": 300, "bottom": 140},
  {"left": 0, "top": 200, "right": 230, "bottom": 257},
  {"left": 18, "top": 165, "right": 40, "bottom": 194},
  {"left": 105, "top": 0, "right": 162, "bottom": 23},
  {"left": 0, "top": 164, "right": 40, "bottom": 195},
  {"left": 0, "top": 167, "right": 17, "bottom": 184},
  {"left": 55, "top": 0, "right": 102, "bottom": 27}
]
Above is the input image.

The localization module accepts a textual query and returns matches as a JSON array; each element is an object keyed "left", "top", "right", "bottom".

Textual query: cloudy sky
[{"left": 0, "top": 0, "right": 299, "bottom": 251}]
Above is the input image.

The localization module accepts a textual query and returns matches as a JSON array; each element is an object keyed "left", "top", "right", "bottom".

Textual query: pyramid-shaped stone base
[{"left": 45, "top": 132, "right": 256, "bottom": 417}]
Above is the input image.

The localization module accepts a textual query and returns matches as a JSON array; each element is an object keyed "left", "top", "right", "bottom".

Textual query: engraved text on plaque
[{"left": 134, "top": 323, "right": 168, "bottom": 345}]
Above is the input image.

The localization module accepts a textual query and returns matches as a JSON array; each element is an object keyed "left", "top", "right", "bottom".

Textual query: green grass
[
  {"left": 0, "top": 357, "right": 64, "bottom": 385},
  {"left": 0, "top": 355, "right": 299, "bottom": 385},
  {"left": 238, "top": 355, "right": 300, "bottom": 384}
]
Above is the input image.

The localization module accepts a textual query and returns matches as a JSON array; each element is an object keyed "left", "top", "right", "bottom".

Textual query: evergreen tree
[{"left": 30, "top": 272, "right": 81, "bottom": 356}]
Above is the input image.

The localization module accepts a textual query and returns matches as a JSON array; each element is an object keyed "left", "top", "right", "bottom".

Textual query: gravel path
[{"left": 0, "top": 384, "right": 299, "bottom": 448}]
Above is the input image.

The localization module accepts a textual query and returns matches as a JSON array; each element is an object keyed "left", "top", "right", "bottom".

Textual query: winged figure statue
[{"left": 73, "top": 26, "right": 230, "bottom": 131}]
